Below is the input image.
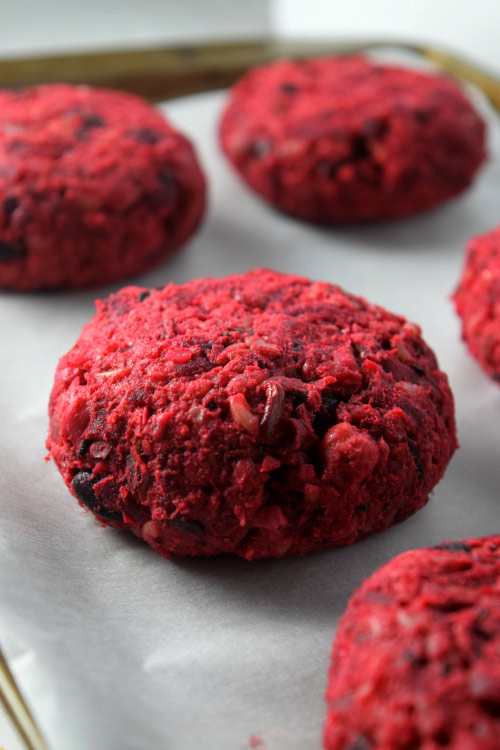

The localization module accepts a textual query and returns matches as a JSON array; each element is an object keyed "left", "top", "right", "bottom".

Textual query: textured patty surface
[
  {"left": 324, "top": 535, "right": 500, "bottom": 750},
  {"left": 0, "top": 84, "right": 206, "bottom": 290},
  {"left": 47, "top": 269, "right": 457, "bottom": 560},
  {"left": 220, "top": 56, "right": 485, "bottom": 223},
  {"left": 454, "top": 225, "right": 500, "bottom": 381}
]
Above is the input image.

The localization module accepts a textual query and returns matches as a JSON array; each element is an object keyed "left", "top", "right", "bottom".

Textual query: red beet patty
[
  {"left": 220, "top": 56, "right": 485, "bottom": 223},
  {"left": 47, "top": 269, "right": 456, "bottom": 560},
  {"left": 0, "top": 84, "right": 206, "bottom": 290},
  {"left": 454, "top": 225, "right": 500, "bottom": 382},
  {"left": 325, "top": 535, "right": 500, "bottom": 750}
]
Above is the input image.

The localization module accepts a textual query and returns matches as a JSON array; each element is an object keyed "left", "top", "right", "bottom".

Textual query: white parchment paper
[{"left": 1, "top": 86, "right": 500, "bottom": 750}]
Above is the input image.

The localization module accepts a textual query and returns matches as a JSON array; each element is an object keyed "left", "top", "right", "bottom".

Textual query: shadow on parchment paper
[
  {"left": 157, "top": 512, "right": 438, "bottom": 627},
  {"left": 312, "top": 193, "right": 486, "bottom": 255},
  {"left": 201, "top": 187, "right": 487, "bottom": 273}
]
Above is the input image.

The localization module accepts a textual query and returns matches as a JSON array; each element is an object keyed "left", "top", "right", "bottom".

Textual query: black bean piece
[
  {"left": 250, "top": 139, "right": 271, "bottom": 158},
  {"left": 158, "top": 172, "right": 175, "bottom": 190},
  {"left": 350, "top": 135, "right": 370, "bottom": 161},
  {"left": 403, "top": 649, "right": 428, "bottom": 668},
  {"left": 0, "top": 240, "right": 26, "bottom": 261},
  {"left": 173, "top": 358, "right": 210, "bottom": 377},
  {"left": 321, "top": 393, "right": 341, "bottom": 412},
  {"left": 409, "top": 439, "right": 425, "bottom": 477},
  {"left": 362, "top": 117, "right": 388, "bottom": 139},
  {"left": 71, "top": 470, "right": 96, "bottom": 508},
  {"left": 138, "top": 291, "right": 151, "bottom": 302},
  {"left": 313, "top": 392, "right": 341, "bottom": 438},
  {"left": 129, "top": 128, "right": 162, "bottom": 144},
  {"left": 348, "top": 736, "right": 373, "bottom": 750},
  {"left": 6, "top": 140, "right": 26, "bottom": 153},
  {"left": 435, "top": 541, "right": 471, "bottom": 553},
  {"left": 471, "top": 620, "right": 493, "bottom": 641},
  {"left": 2, "top": 196, "right": 18, "bottom": 218},
  {"left": 286, "top": 388, "right": 307, "bottom": 404},
  {"left": 319, "top": 161, "right": 343, "bottom": 178},
  {"left": 480, "top": 700, "right": 500, "bottom": 718},
  {"left": 95, "top": 505, "right": 123, "bottom": 522},
  {"left": 412, "top": 362, "right": 426, "bottom": 375},
  {"left": 200, "top": 342, "right": 213, "bottom": 350},
  {"left": 168, "top": 516, "right": 205, "bottom": 536},
  {"left": 71, "top": 471, "right": 122, "bottom": 521},
  {"left": 75, "top": 114, "right": 105, "bottom": 141},
  {"left": 158, "top": 172, "right": 180, "bottom": 203},
  {"left": 77, "top": 438, "right": 93, "bottom": 457},
  {"left": 414, "top": 108, "right": 432, "bottom": 124},
  {"left": 431, "top": 598, "right": 472, "bottom": 612},
  {"left": 82, "top": 114, "right": 105, "bottom": 129}
]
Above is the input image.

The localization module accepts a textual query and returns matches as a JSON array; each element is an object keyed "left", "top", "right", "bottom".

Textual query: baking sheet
[{"left": 1, "top": 85, "right": 500, "bottom": 750}]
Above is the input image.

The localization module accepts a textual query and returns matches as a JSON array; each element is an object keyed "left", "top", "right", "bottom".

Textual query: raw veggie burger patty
[
  {"left": 220, "top": 56, "right": 485, "bottom": 223},
  {"left": 454, "top": 225, "right": 500, "bottom": 381},
  {"left": 324, "top": 535, "right": 500, "bottom": 750},
  {"left": 0, "top": 84, "right": 206, "bottom": 290},
  {"left": 47, "top": 269, "right": 456, "bottom": 560}
]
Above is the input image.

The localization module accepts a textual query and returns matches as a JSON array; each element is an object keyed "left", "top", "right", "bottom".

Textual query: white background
[
  {"left": 1, "top": 3, "right": 499, "bottom": 749},
  {"left": 0, "top": 0, "right": 499, "bottom": 72},
  {"left": 0, "top": 0, "right": 271, "bottom": 56},
  {"left": 274, "top": 0, "right": 500, "bottom": 71}
]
